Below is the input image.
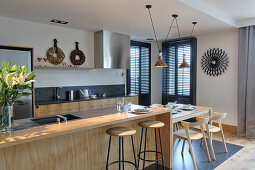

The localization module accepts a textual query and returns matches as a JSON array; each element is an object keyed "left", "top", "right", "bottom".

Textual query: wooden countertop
[{"left": 0, "top": 106, "right": 170, "bottom": 149}]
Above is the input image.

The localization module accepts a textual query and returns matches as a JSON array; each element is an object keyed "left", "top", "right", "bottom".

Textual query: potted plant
[{"left": 0, "top": 61, "right": 35, "bottom": 133}]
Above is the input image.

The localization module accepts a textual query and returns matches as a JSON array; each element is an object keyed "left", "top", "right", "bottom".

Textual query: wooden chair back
[
  {"left": 210, "top": 112, "right": 227, "bottom": 121},
  {"left": 181, "top": 118, "right": 209, "bottom": 129}
]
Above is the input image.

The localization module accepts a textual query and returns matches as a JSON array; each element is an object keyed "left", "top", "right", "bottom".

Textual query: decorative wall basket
[
  {"left": 201, "top": 48, "right": 229, "bottom": 76},
  {"left": 70, "top": 42, "right": 86, "bottom": 65},
  {"left": 46, "top": 39, "right": 65, "bottom": 65}
]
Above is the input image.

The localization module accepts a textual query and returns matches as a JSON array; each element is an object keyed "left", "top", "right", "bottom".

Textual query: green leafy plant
[{"left": 0, "top": 61, "right": 35, "bottom": 107}]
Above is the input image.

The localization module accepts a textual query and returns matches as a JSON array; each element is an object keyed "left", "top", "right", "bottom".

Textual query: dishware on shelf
[
  {"left": 37, "top": 57, "right": 42, "bottom": 67},
  {"left": 90, "top": 94, "right": 97, "bottom": 99},
  {"left": 117, "top": 97, "right": 124, "bottom": 113},
  {"left": 62, "top": 62, "right": 67, "bottom": 67},
  {"left": 43, "top": 58, "right": 48, "bottom": 67}
]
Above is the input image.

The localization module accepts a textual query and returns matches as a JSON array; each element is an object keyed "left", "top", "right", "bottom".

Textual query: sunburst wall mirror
[{"left": 201, "top": 48, "right": 229, "bottom": 76}]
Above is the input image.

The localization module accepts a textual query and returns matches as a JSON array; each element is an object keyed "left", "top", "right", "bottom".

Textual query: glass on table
[{"left": 117, "top": 97, "right": 124, "bottom": 113}]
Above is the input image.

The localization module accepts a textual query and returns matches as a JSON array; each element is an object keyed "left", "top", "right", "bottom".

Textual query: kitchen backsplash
[{"left": 35, "top": 84, "right": 125, "bottom": 102}]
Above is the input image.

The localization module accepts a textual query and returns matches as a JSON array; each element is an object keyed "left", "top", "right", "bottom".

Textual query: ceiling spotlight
[
  {"left": 51, "top": 19, "right": 69, "bottom": 25},
  {"left": 146, "top": 38, "right": 154, "bottom": 41}
]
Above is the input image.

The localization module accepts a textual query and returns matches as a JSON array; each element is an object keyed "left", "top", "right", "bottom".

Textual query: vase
[{"left": 0, "top": 105, "right": 13, "bottom": 133}]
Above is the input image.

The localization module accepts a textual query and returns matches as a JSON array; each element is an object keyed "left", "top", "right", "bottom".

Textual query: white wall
[
  {"left": 0, "top": 16, "right": 125, "bottom": 87},
  {"left": 151, "top": 42, "right": 162, "bottom": 104},
  {"left": 197, "top": 29, "right": 239, "bottom": 126}
]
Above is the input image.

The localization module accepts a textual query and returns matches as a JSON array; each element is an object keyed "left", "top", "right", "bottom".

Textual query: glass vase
[
  {"left": 0, "top": 105, "right": 13, "bottom": 133},
  {"left": 117, "top": 97, "right": 124, "bottom": 113}
]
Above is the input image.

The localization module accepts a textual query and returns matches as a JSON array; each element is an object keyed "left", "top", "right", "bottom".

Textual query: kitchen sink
[{"left": 32, "top": 114, "right": 81, "bottom": 125}]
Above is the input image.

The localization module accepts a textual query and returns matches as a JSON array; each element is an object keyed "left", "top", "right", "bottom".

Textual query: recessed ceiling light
[{"left": 51, "top": 19, "right": 69, "bottom": 25}]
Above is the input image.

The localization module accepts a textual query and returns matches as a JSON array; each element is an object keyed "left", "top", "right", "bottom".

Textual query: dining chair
[
  {"left": 173, "top": 118, "right": 211, "bottom": 170},
  {"left": 191, "top": 112, "right": 228, "bottom": 160}
]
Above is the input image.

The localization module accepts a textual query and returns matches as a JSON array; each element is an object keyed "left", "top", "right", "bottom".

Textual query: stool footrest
[
  {"left": 138, "top": 150, "right": 164, "bottom": 162},
  {"left": 107, "top": 160, "right": 137, "bottom": 169}
]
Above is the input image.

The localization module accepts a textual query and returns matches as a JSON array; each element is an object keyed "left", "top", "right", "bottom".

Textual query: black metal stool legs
[
  {"left": 137, "top": 127, "right": 144, "bottom": 169},
  {"left": 131, "top": 135, "right": 138, "bottom": 170},
  {"left": 106, "top": 136, "right": 111, "bottom": 170},
  {"left": 138, "top": 127, "right": 165, "bottom": 170},
  {"left": 158, "top": 128, "right": 165, "bottom": 170},
  {"left": 143, "top": 128, "right": 148, "bottom": 169},
  {"left": 118, "top": 137, "right": 121, "bottom": 170},
  {"left": 122, "top": 137, "right": 124, "bottom": 170},
  {"left": 106, "top": 135, "right": 137, "bottom": 170},
  {"left": 155, "top": 129, "right": 159, "bottom": 170}
]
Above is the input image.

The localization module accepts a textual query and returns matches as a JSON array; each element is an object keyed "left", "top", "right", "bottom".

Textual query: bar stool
[
  {"left": 137, "top": 121, "right": 165, "bottom": 170},
  {"left": 106, "top": 127, "right": 138, "bottom": 170}
]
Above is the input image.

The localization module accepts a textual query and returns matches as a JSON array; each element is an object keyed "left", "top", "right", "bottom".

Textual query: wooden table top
[
  {"left": 172, "top": 106, "right": 212, "bottom": 123},
  {"left": 0, "top": 106, "right": 170, "bottom": 149}
]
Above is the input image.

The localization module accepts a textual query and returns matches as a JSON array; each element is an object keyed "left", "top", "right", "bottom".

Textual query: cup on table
[
  {"left": 183, "top": 104, "right": 192, "bottom": 109},
  {"left": 167, "top": 102, "right": 178, "bottom": 109}
]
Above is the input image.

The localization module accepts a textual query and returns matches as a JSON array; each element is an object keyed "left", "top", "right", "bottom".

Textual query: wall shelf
[{"left": 34, "top": 66, "right": 93, "bottom": 70}]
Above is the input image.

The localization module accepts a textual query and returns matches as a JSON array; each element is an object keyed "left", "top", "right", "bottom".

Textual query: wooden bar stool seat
[
  {"left": 105, "top": 127, "right": 138, "bottom": 170},
  {"left": 138, "top": 120, "right": 165, "bottom": 170},
  {"left": 106, "top": 127, "right": 136, "bottom": 136},
  {"left": 138, "top": 120, "right": 165, "bottom": 128}
]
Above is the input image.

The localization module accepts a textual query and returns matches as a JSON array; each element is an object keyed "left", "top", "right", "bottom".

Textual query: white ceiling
[
  {"left": 180, "top": 0, "right": 255, "bottom": 27},
  {"left": 0, "top": 0, "right": 252, "bottom": 40}
]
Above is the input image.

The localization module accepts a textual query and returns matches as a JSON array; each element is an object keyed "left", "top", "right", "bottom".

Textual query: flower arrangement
[{"left": 0, "top": 61, "right": 35, "bottom": 132}]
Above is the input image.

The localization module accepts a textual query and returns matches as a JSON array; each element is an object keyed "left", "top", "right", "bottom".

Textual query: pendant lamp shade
[
  {"left": 179, "top": 54, "right": 190, "bottom": 68},
  {"left": 154, "top": 51, "right": 167, "bottom": 67}
]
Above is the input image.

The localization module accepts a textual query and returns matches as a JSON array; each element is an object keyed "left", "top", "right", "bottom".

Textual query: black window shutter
[
  {"left": 127, "top": 41, "right": 151, "bottom": 106},
  {"left": 162, "top": 37, "right": 197, "bottom": 105}
]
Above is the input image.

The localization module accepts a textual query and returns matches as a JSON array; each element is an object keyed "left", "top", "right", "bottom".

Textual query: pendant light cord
[
  {"left": 165, "top": 18, "right": 175, "bottom": 41},
  {"left": 147, "top": 8, "right": 160, "bottom": 52},
  {"left": 175, "top": 18, "right": 181, "bottom": 38},
  {"left": 190, "top": 22, "right": 197, "bottom": 36}
]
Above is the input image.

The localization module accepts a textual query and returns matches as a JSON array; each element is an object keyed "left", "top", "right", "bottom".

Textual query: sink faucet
[
  {"left": 55, "top": 87, "right": 62, "bottom": 100},
  {"left": 56, "top": 115, "right": 67, "bottom": 124}
]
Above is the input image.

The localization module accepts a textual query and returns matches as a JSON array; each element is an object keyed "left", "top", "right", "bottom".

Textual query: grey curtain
[{"left": 238, "top": 26, "right": 255, "bottom": 138}]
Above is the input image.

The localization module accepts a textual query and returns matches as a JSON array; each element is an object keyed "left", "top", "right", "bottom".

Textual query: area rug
[{"left": 145, "top": 139, "right": 243, "bottom": 170}]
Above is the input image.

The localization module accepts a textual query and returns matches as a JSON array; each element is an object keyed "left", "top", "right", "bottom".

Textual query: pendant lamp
[
  {"left": 179, "top": 54, "right": 190, "bottom": 68},
  {"left": 146, "top": 5, "right": 168, "bottom": 67},
  {"left": 178, "top": 22, "right": 197, "bottom": 69}
]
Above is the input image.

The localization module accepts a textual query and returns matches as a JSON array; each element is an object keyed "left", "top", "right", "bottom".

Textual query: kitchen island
[{"left": 0, "top": 106, "right": 172, "bottom": 170}]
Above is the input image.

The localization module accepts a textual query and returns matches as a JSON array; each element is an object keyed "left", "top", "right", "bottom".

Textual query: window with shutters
[
  {"left": 162, "top": 37, "right": 197, "bottom": 105},
  {"left": 127, "top": 41, "right": 151, "bottom": 106}
]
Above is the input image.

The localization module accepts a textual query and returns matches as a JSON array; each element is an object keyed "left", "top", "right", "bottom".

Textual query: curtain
[{"left": 238, "top": 26, "right": 255, "bottom": 138}]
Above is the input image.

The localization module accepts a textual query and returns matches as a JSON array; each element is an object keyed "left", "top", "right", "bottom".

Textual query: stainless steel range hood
[{"left": 94, "top": 30, "right": 130, "bottom": 69}]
